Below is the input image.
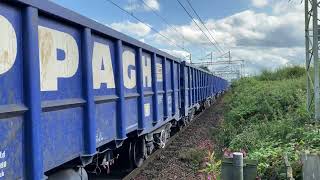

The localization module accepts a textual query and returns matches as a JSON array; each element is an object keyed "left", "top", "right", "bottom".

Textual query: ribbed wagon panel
[{"left": 0, "top": 1, "right": 228, "bottom": 179}]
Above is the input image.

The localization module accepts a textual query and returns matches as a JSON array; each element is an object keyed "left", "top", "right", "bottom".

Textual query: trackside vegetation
[{"left": 210, "top": 66, "right": 320, "bottom": 179}]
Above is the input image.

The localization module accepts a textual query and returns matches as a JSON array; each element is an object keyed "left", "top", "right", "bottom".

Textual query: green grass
[{"left": 212, "top": 66, "right": 320, "bottom": 179}]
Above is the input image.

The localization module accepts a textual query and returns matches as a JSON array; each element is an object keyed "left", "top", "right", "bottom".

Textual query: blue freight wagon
[{"left": 0, "top": 0, "right": 229, "bottom": 179}]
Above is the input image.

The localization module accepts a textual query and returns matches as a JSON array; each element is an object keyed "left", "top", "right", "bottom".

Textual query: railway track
[
  {"left": 90, "top": 100, "right": 217, "bottom": 180},
  {"left": 122, "top": 110, "right": 208, "bottom": 180}
]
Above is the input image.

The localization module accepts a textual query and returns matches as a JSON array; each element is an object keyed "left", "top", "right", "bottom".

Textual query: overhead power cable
[
  {"left": 139, "top": 0, "right": 210, "bottom": 60},
  {"left": 185, "top": 0, "right": 226, "bottom": 53},
  {"left": 175, "top": 0, "right": 224, "bottom": 55},
  {"left": 139, "top": 0, "right": 186, "bottom": 44},
  {"left": 106, "top": 0, "right": 191, "bottom": 55}
]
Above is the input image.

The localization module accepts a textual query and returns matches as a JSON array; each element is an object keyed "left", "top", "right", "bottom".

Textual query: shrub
[
  {"left": 256, "top": 66, "right": 305, "bottom": 81},
  {"left": 213, "top": 66, "right": 319, "bottom": 179}
]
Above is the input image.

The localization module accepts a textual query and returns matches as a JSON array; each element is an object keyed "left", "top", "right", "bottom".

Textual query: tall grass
[
  {"left": 256, "top": 66, "right": 305, "bottom": 81},
  {"left": 213, "top": 66, "right": 320, "bottom": 179}
]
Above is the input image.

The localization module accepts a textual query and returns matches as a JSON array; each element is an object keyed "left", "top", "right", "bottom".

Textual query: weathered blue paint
[
  {"left": 81, "top": 28, "right": 96, "bottom": 157},
  {"left": 92, "top": 34, "right": 118, "bottom": 144},
  {"left": 23, "top": 6, "right": 43, "bottom": 180},
  {"left": 41, "top": 108, "right": 84, "bottom": 171},
  {"left": 171, "top": 60, "right": 176, "bottom": 116},
  {"left": 191, "top": 68, "right": 196, "bottom": 106},
  {"left": 163, "top": 57, "right": 169, "bottom": 119},
  {"left": 174, "top": 62, "right": 180, "bottom": 117},
  {"left": 115, "top": 40, "right": 126, "bottom": 140},
  {"left": 180, "top": 62, "right": 188, "bottom": 116},
  {"left": 204, "top": 74, "right": 206, "bottom": 99},
  {"left": 200, "top": 72, "right": 202, "bottom": 101},
  {"left": 194, "top": 69, "right": 196, "bottom": 105},
  {"left": 0, "top": 3, "right": 25, "bottom": 179},
  {"left": 137, "top": 48, "right": 145, "bottom": 130},
  {"left": 143, "top": 95, "right": 154, "bottom": 130},
  {"left": 197, "top": 71, "right": 199, "bottom": 101},
  {"left": 187, "top": 67, "right": 192, "bottom": 108},
  {"left": 207, "top": 75, "right": 209, "bottom": 97},
  {"left": 151, "top": 53, "right": 159, "bottom": 124},
  {"left": 95, "top": 101, "right": 117, "bottom": 146},
  {"left": 0, "top": 1, "right": 228, "bottom": 179},
  {"left": 201, "top": 72, "right": 203, "bottom": 100},
  {"left": 125, "top": 97, "right": 138, "bottom": 132},
  {"left": 156, "top": 56, "right": 164, "bottom": 121},
  {"left": 197, "top": 70, "right": 200, "bottom": 102}
]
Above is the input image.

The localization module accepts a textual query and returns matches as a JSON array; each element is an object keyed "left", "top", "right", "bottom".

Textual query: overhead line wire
[
  {"left": 139, "top": 0, "right": 210, "bottom": 59},
  {"left": 185, "top": 0, "right": 226, "bottom": 53},
  {"left": 139, "top": 0, "right": 185, "bottom": 43},
  {"left": 106, "top": 0, "right": 191, "bottom": 55},
  {"left": 175, "top": 0, "right": 224, "bottom": 55}
]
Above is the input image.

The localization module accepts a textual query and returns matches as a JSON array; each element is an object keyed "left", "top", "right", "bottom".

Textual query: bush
[
  {"left": 256, "top": 66, "right": 305, "bottom": 81},
  {"left": 213, "top": 66, "right": 319, "bottom": 179}
]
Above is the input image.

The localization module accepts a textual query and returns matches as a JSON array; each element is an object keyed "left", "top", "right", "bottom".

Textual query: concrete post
[
  {"left": 312, "top": 0, "right": 320, "bottom": 120},
  {"left": 233, "top": 152, "right": 244, "bottom": 180}
]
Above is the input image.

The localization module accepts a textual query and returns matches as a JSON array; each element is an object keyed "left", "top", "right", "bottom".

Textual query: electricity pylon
[
  {"left": 305, "top": 0, "right": 320, "bottom": 120},
  {"left": 193, "top": 51, "right": 245, "bottom": 80}
]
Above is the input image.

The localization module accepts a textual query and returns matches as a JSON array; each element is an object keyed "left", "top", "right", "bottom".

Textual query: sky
[{"left": 51, "top": 0, "right": 305, "bottom": 77}]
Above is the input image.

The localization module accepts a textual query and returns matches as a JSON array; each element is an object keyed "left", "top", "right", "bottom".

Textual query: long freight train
[{"left": 0, "top": 0, "right": 228, "bottom": 179}]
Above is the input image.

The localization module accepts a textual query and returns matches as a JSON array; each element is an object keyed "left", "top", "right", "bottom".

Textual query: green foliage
[
  {"left": 213, "top": 66, "right": 320, "bottom": 179},
  {"left": 256, "top": 66, "right": 305, "bottom": 81},
  {"left": 199, "top": 151, "right": 221, "bottom": 180}
]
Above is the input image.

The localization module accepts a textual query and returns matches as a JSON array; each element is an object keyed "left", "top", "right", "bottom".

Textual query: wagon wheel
[
  {"left": 178, "top": 119, "right": 186, "bottom": 131},
  {"left": 159, "top": 129, "right": 170, "bottom": 148},
  {"left": 130, "top": 137, "right": 146, "bottom": 168}
]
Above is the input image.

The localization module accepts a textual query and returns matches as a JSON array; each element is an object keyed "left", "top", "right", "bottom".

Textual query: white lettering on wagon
[
  {"left": 142, "top": 54, "right": 152, "bottom": 88},
  {"left": 122, "top": 50, "right": 136, "bottom": 89},
  {"left": 157, "top": 95, "right": 162, "bottom": 104},
  {"left": 0, "top": 15, "right": 17, "bottom": 75},
  {"left": 96, "top": 132, "right": 105, "bottom": 143},
  {"left": 0, "top": 151, "right": 6, "bottom": 178},
  {"left": 0, "top": 151, "right": 5, "bottom": 159},
  {"left": 156, "top": 63, "right": 162, "bottom": 82},
  {"left": 0, "top": 161, "right": 6, "bottom": 169},
  {"left": 92, "top": 42, "right": 115, "bottom": 89},
  {"left": 144, "top": 103, "right": 150, "bottom": 117},
  {"left": 38, "top": 26, "right": 79, "bottom": 91}
]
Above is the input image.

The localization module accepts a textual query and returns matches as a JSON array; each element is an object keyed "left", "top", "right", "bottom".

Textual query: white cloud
[
  {"left": 212, "top": 8, "right": 303, "bottom": 48},
  {"left": 251, "top": 0, "right": 268, "bottom": 8},
  {"left": 148, "top": 1, "right": 304, "bottom": 76},
  {"left": 231, "top": 47, "right": 304, "bottom": 75},
  {"left": 124, "top": 3, "right": 140, "bottom": 12},
  {"left": 125, "top": 0, "right": 160, "bottom": 12},
  {"left": 144, "top": 0, "right": 160, "bottom": 11},
  {"left": 109, "top": 1, "right": 304, "bottom": 77},
  {"left": 110, "top": 21, "right": 151, "bottom": 37},
  {"left": 139, "top": 38, "right": 146, "bottom": 43},
  {"left": 161, "top": 49, "right": 191, "bottom": 62},
  {"left": 151, "top": 20, "right": 215, "bottom": 48}
]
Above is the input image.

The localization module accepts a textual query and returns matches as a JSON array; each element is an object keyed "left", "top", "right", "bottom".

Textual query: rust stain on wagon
[
  {"left": 0, "top": 51, "right": 9, "bottom": 74},
  {"left": 39, "top": 27, "right": 54, "bottom": 89}
]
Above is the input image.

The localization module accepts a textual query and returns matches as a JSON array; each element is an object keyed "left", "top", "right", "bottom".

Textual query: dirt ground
[{"left": 134, "top": 97, "right": 225, "bottom": 180}]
